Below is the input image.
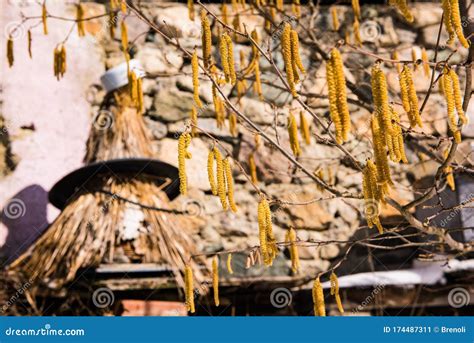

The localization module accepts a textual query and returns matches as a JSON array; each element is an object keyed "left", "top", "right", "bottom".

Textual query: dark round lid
[{"left": 49, "top": 158, "right": 180, "bottom": 209}]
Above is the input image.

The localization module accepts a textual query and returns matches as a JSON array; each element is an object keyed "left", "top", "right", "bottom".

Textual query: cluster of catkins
[
  {"left": 288, "top": 111, "right": 311, "bottom": 157},
  {"left": 312, "top": 272, "right": 344, "bottom": 316},
  {"left": 439, "top": 68, "right": 468, "bottom": 143},
  {"left": 281, "top": 23, "right": 306, "bottom": 97},
  {"left": 207, "top": 146, "right": 238, "bottom": 212},
  {"left": 442, "top": 0, "right": 470, "bottom": 48},
  {"left": 257, "top": 197, "right": 278, "bottom": 266}
]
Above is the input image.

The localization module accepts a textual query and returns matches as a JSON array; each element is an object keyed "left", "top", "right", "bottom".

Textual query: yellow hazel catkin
[
  {"left": 214, "top": 147, "right": 228, "bottom": 210},
  {"left": 444, "top": 148, "right": 456, "bottom": 191},
  {"left": 225, "top": 34, "right": 237, "bottom": 85},
  {"left": 188, "top": 0, "right": 195, "bottom": 21},
  {"left": 226, "top": 253, "right": 234, "bottom": 274},
  {"left": 352, "top": 0, "right": 361, "bottom": 19},
  {"left": 331, "top": 7, "right": 340, "bottom": 31},
  {"left": 449, "top": 0, "right": 469, "bottom": 48},
  {"left": 330, "top": 272, "right": 344, "bottom": 314},
  {"left": 249, "top": 153, "right": 258, "bottom": 184},
  {"left": 326, "top": 55, "right": 343, "bottom": 144},
  {"left": 178, "top": 133, "right": 192, "bottom": 195},
  {"left": 442, "top": 71, "right": 462, "bottom": 143},
  {"left": 7, "top": 36, "right": 14, "bottom": 68},
  {"left": 191, "top": 49, "right": 203, "bottom": 108},
  {"left": 312, "top": 277, "right": 326, "bottom": 316},
  {"left": 121, "top": 20, "right": 128, "bottom": 51},
  {"left": 27, "top": 30, "right": 32, "bottom": 59},
  {"left": 42, "top": 2, "right": 48, "bottom": 35},
  {"left": 77, "top": 3, "right": 86, "bottom": 37},
  {"left": 184, "top": 265, "right": 195, "bottom": 313},
  {"left": 201, "top": 11, "right": 212, "bottom": 69},
  {"left": 212, "top": 256, "right": 219, "bottom": 307},
  {"left": 300, "top": 111, "right": 311, "bottom": 145},
  {"left": 288, "top": 112, "right": 301, "bottom": 157},
  {"left": 331, "top": 48, "right": 351, "bottom": 141},
  {"left": 442, "top": 0, "right": 456, "bottom": 45},
  {"left": 421, "top": 48, "right": 430, "bottom": 78},
  {"left": 449, "top": 69, "right": 468, "bottom": 125},
  {"left": 224, "top": 157, "right": 238, "bottom": 213},
  {"left": 285, "top": 227, "right": 300, "bottom": 273},
  {"left": 208, "top": 149, "right": 217, "bottom": 195},
  {"left": 190, "top": 106, "right": 198, "bottom": 136},
  {"left": 281, "top": 24, "right": 297, "bottom": 97},
  {"left": 391, "top": 0, "right": 414, "bottom": 22}
]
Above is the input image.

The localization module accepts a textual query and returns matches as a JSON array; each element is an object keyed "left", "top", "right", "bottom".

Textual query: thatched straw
[
  {"left": 84, "top": 87, "right": 154, "bottom": 163},
  {"left": 9, "top": 175, "right": 205, "bottom": 289},
  {"left": 9, "top": 87, "right": 208, "bottom": 291}
]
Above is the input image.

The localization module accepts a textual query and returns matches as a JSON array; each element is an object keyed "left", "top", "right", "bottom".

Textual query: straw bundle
[
  {"left": 84, "top": 87, "right": 153, "bottom": 163},
  {"left": 9, "top": 175, "right": 204, "bottom": 289}
]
